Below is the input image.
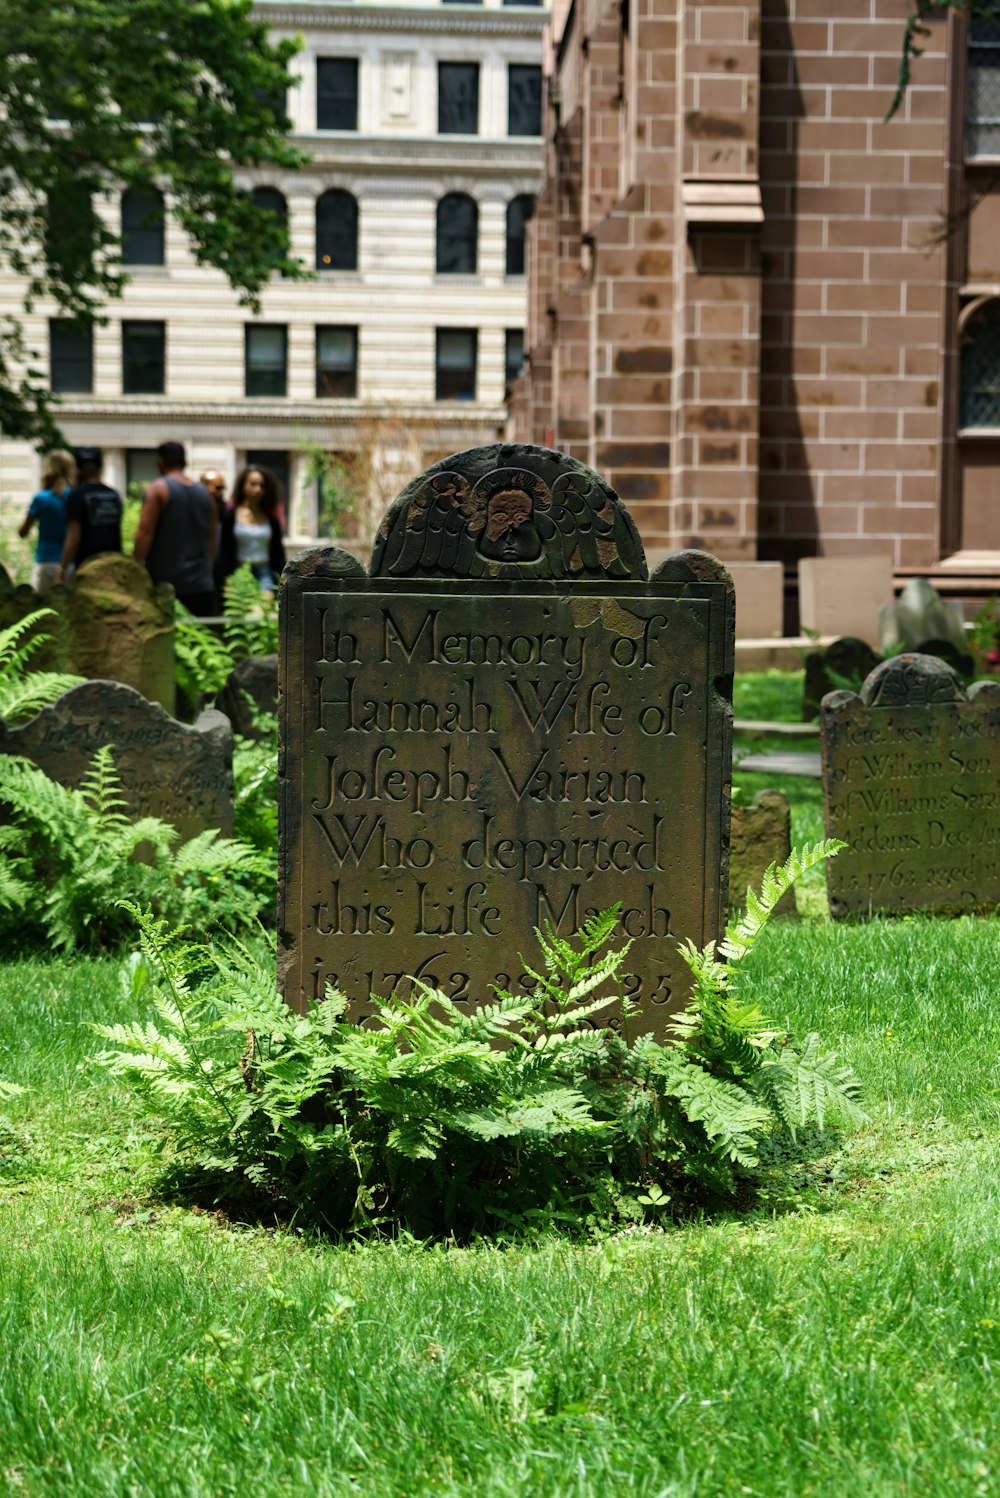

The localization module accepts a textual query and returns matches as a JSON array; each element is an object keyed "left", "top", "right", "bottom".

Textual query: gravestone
[
  {"left": 879, "top": 576, "right": 966, "bottom": 656},
  {"left": 0, "top": 680, "right": 232, "bottom": 841},
  {"left": 798, "top": 554, "right": 892, "bottom": 647},
  {"left": 279, "top": 443, "right": 734, "bottom": 1036},
  {"left": 726, "top": 561, "right": 784, "bottom": 639},
  {"left": 66, "top": 554, "right": 175, "bottom": 713},
  {"left": 803, "top": 636, "right": 880, "bottom": 720},
  {"left": 820, "top": 654, "right": 1000, "bottom": 918},
  {"left": 729, "top": 790, "right": 795, "bottom": 918},
  {"left": 217, "top": 655, "right": 278, "bottom": 739},
  {"left": 911, "top": 637, "right": 974, "bottom": 680}
]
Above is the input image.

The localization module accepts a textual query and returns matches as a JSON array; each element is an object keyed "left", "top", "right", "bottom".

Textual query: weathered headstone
[
  {"left": 278, "top": 443, "right": 733, "bottom": 1035},
  {"left": 729, "top": 790, "right": 795, "bottom": 918},
  {"left": 911, "top": 637, "right": 974, "bottom": 680},
  {"left": 879, "top": 576, "right": 966, "bottom": 656},
  {"left": 821, "top": 654, "right": 1000, "bottom": 918},
  {"left": 66, "top": 554, "right": 175, "bottom": 713},
  {"left": 798, "top": 554, "right": 892, "bottom": 647},
  {"left": 217, "top": 655, "right": 278, "bottom": 739},
  {"left": 726, "top": 561, "right": 784, "bottom": 639},
  {"left": 0, "top": 680, "right": 232, "bottom": 840},
  {"left": 803, "top": 636, "right": 880, "bottom": 720}
]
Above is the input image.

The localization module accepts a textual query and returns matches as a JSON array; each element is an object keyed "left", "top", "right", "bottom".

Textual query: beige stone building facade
[
  {"left": 0, "top": 0, "right": 546, "bottom": 543},
  {"left": 510, "top": 0, "right": 1000, "bottom": 611}
]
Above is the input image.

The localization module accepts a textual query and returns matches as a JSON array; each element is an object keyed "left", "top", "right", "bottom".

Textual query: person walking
[
  {"left": 19, "top": 449, "right": 76, "bottom": 595},
  {"left": 59, "top": 447, "right": 123, "bottom": 582},
  {"left": 216, "top": 464, "right": 286, "bottom": 595},
  {"left": 134, "top": 441, "right": 217, "bottom": 616},
  {"left": 199, "top": 469, "right": 228, "bottom": 526}
]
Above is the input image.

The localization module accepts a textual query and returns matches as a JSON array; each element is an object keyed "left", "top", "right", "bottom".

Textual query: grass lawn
[{"left": 0, "top": 670, "right": 997, "bottom": 1496}]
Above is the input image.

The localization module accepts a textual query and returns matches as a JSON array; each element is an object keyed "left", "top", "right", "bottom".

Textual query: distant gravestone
[
  {"left": 729, "top": 790, "right": 795, "bottom": 918},
  {"left": 278, "top": 443, "right": 734, "bottom": 1035},
  {"left": 798, "top": 554, "right": 892, "bottom": 647},
  {"left": 821, "top": 654, "right": 1000, "bottom": 918},
  {"left": 66, "top": 554, "right": 175, "bottom": 713},
  {"left": 0, "top": 681, "right": 232, "bottom": 841},
  {"left": 912, "top": 637, "right": 974, "bottom": 679},
  {"left": 217, "top": 655, "right": 278, "bottom": 739},
  {"left": 879, "top": 577, "right": 966, "bottom": 656},
  {"left": 803, "top": 636, "right": 880, "bottom": 720},
  {"left": 726, "top": 561, "right": 784, "bottom": 639}
]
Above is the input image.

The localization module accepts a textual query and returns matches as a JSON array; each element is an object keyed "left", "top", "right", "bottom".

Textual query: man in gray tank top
[{"left": 134, "top": 441, "right": 218, "bottom": 616}]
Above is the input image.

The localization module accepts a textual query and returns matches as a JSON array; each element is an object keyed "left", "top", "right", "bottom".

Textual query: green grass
[{"left": 2, "top": 912, "right": 999, "bottom": 1496}]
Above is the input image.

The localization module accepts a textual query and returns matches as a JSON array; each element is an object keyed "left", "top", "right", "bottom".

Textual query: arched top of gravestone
[
  {"left": 861, "top": 652, "right": 964, "bottom": 707},
  {"left": 648, "top": 549, "right": 733, "bottom": 591},
  {"left": 370, "top": 443, "right": 647, "bottom": 582},
  {"left": 283, "top": 546, "right": 368, "bottom": 582},
  {"left": 74, "top": 551, "right": 173, "bottom": 612}
]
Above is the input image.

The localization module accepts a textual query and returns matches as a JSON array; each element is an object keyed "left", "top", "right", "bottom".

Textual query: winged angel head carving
[{"left": 370, "top": 445, "right": 647, "bottom": 581}]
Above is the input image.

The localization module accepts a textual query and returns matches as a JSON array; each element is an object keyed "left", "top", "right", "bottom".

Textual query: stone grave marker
[
  {"left": 798, "top": 554, "right": 892, "bottom": 647},
  {"left": 66, "top": 554, "right": 175, "bottom": 713},
  {"left": 217, "top": 655, "right": 278, "bottom": 739},
  {"left": 0, "top": 680, "right": 232, "bottom": 840},
  {"left": 278, "top": 443, "right": 734, "bottom": 1036},
  {"left": 820, "top": 654, "right": 1000, "bottom": 918},
  {"left": 726, "top": 561, "right": 784, "bottom": 640},
  {"left": 729, "top": 789, "right": 795, "bottom": 918},
  {"left": 803, "top": 636, "right": 880, "bottom": 720},
  {"left": 879, "top": 576, "right": 966, "bottom": 656}
]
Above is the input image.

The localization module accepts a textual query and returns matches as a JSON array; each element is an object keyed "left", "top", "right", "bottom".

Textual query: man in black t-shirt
[{"left": 59, "top": 447, "right": 123, "bottom": 580}]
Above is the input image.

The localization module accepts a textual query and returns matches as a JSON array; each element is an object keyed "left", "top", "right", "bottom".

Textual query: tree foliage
[
  {"left": 888, "top": 1, "right": 1000, "bottom": 121},
  {"left": 0, "top": 0, "right": 306, "bottom": 442}
]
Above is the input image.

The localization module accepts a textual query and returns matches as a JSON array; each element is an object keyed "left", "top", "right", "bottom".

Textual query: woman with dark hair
[{"left": 217, "top": 465, "right": 287, "bottom": 594}]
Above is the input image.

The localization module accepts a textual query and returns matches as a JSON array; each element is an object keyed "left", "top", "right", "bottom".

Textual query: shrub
[
  {"left": 0, "top": 747, "right": 272, "bottom": 952},
  {"left": 0, "top": 609, "right": 82, "bottom": 724},
  {"left": 94, "top": 842, "right": 864, "bottom": 1237}
]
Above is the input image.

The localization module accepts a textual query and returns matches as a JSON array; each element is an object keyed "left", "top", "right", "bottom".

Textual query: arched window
[
  {"left": 316, "top": 189, "right": 358, "bottom": 271},
  {"left": 121, "top": 186, "right": 165, "bottom": 265},
  {"left": 252, "top": 186, "right": 288, "bottom": 222},
  {"left": 961, "top": 298, "right": 1000, "bottom": 427},
  {"left": 505, "top": 194, "right": 533, "bottom": 276},
  {"left": 436, "top": 193, "right": 477, "bottom": 274}
]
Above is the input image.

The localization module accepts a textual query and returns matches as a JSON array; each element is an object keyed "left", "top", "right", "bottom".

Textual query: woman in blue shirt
[{"left": 19, "top": 449, "right": 76, "bottom": 596}]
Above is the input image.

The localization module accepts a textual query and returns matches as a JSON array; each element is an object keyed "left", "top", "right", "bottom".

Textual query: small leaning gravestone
[
  {"left": 820, "top": 653, "right": 1000, "bottom": 918},
  {"left": 66, "top": 554, "right": 176, "bottom": 713},
  {"left": 278, "top": 443, "right": 734, "bottom": 1036},
  {"left": 0, "top": 680, "right": 233, "bottom": 841}
]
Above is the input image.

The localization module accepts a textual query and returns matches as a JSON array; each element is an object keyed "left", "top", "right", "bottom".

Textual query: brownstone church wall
[{"left": 510, "top": 0, "right": 971, "bottom": 581}]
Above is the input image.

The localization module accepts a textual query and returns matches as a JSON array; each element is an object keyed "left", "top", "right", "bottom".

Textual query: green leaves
[
  {"left": 0, "top": 608, "right": 83, "bottom": 724},
  {"left": 93, "top": 872, "right": 865, "bottom": 1237}
]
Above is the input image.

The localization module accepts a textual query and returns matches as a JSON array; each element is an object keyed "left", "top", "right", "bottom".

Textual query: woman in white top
[{"left": 217, "top": 465, "right": 287, "bottom": 594}]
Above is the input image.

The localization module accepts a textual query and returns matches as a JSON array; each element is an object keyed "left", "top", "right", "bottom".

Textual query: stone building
[
  {"left": 0, "top": 0, "right": 546, "bottom": 542},
  {"left": 509, "top": 0, "right": 1000, "bottom": 609}
]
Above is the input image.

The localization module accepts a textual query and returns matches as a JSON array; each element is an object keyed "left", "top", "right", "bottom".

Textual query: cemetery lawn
[{"left": 2, "top": 911, "right": 998, "bottom": 1496}]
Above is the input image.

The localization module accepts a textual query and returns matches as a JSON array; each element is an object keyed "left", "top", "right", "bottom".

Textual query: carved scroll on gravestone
[
  {"left": 0, "top": 680, "right": 232, "bottom": 841},
  {"left": 821, "top": 654, "right": 1000, "bottom": 918},
  {"left": 279, "top": 443, "right": 733, "bottom": 1037}
]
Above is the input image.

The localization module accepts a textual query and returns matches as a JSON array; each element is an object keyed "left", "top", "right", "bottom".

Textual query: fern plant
[
  {"left": 0, "top": 609, "right": 82, "bottom": 723},
  {"left": 222, "top": 566, "right": 278, "bottom": 663},
  {"left": 94, "top": 844, "right": 864, "bottom": 1237},
  {"left": 0, "top": 747, "right": 272, "bottom": 952}
]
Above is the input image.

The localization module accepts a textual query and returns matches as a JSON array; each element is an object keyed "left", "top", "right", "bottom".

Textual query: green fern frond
[
  {"left": 721, "top": 840, "right": 845, "bottom": 965},
  {"left": 755, "top": 1034, "right": 867, "bottom": 1137}
]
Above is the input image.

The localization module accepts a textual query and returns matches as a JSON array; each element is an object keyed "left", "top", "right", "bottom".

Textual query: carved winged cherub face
[{"left": 476, "top": 485, "right": 543, "bottom": 563}]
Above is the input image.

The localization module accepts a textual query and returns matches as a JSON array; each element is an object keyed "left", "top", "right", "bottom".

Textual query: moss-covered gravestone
[
  {"left": 729, "top": 790, "right": 795, "bottom": 919},
  {"left": 0, "top": 681, "right": 232, "bottom": 841},
  {"left": 821, "top": 653, "right": 1000, "bottom": 917},
  {"left": 67, "top": 554, "right": 175, "bottom": 713},
  {"left": 279, "top": 443, "right": 734, "bottom": 1036},
  {"left": 803, "top": 636, "right": 880, "bottom": 721}
]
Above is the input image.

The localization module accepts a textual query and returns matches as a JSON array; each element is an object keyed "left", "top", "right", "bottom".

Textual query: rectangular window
[
  {"left": 505, "top": 329, "right": 525, "bottom": 386},
  {"left": 245, "top": 325, "right": 288, "bottom": 397},
  {"left": 508, "top": 64, "right": 542, "bottom": 136},
  {"left": 49, "top": 319, "right": 92, "bottom": 393},
  {"left": 126, "top": 449, "right": 160, "bottom": 493},
  {"left": 436, "top": 328, "right": 477, "bottom": 401},
  {"left": 122, "top": 320, "right": 165, "bottom": 395},
  {"left": 316, "top": 325, "right": 358, "bottom": 397},
  {"left": 317, "top": 57, "right": 359, "bottom": 130},
  {"left": 438, "top": 62, "right": 479, "bottom": 135}
]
